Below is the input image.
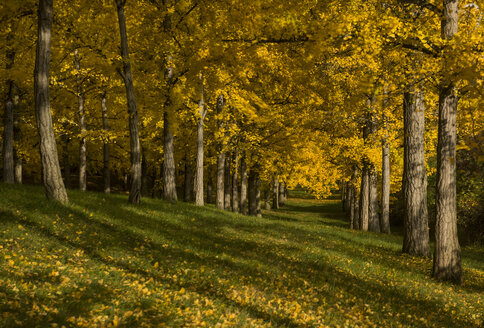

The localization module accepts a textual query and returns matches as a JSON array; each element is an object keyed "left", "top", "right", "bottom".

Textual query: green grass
[{"left": 0, "top": 183, "right": 482, "bottom": 327}]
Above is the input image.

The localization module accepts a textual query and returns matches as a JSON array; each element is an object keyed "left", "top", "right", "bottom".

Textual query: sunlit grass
[{"left": 0, "top": 183, "right": 482, "bottom": 327}]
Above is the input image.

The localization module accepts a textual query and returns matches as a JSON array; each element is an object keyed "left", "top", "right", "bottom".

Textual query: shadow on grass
[{"left": 0, "top": 184, "right": 482, "bottom": 327}]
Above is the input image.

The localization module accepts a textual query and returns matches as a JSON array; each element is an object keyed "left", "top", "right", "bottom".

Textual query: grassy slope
[{"left": 0, "top": 183, "right": 482, "bottom": 328}]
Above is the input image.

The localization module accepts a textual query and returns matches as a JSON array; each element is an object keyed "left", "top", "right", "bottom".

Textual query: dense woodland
[{"left": 1, "top": 0, "right": 483, "bottom": 288}]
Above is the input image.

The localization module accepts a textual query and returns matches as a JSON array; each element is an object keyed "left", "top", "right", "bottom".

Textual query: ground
[{"left": 0, "top": 183, "right": 482, "bottom": 327}]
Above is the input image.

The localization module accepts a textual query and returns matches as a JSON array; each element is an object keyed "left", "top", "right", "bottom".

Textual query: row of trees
[{"left": 1, "top": 0, "right": 483, "bottom": 285}]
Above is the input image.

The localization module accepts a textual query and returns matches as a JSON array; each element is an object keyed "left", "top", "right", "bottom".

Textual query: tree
[
  {"left": 433, "top": 0, "right": 462, "bottom": 283},
  {"left": 34, "top": 0, "right": 68, "bottom": 203},
  {"left": 114, "top": 0, "right": 142, "bottom": 204},
  {"left": 402, "top": 88, "right": 430, "bottom": 257},
  {"left": 194, "top": 74, "right": 207, "bottom": 205}
]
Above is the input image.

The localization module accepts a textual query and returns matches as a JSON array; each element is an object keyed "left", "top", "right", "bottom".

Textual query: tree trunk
[
  {"left": 381, "top": 115, "right": 391, "bottom": 234},
  {"left": 224, "top": 156, "right": 231, "bottom": 210},
  {"left": 194, "top": 75, "right": 206, "bottom": 206},
  {"left": 341, "top": 181, "right": 347, "bottom": 212},
  {"left": 3, "top": 82, "right": 14, "bottom": 183},
  {"left": 13, "top": 93, "right": 22, "bottom": 184},
  {"left": 215, "top": 95, "right": 226, "bottom": 210},
  {"left": 163, "top": 111, "right": 177, "bottom": 202},
  {"left": 353, "top": 188, "right": 360, "bottom": 230},
  {"left": 359, "top": 163, "right": 369, "bottom": 231},
  {"left": 272, "top": 177, "right": 279, "bottom": 209},
  {"left": 232, "top": 149, "right": 239, "bottom": 212},
  {"left": 279, "top": 181, "right": 286, "bottom": 206},
  {"left": 74, "top": 49, "right": 87, "bottom": 191},
  {"left": 402, "top": 90, "right": 430, "bottom": 256},
  {"left": 350, "top": 166, "right": 359, "bottom": 229},
  {"left": 141, "top": 150, "right": 149, "bottom": 196},
  {"left": 101, "top": 91, "right": 110, "bottom": 194},
  {"left": 248, "top": 167, "right": 261, "bottom": 217},
  {"left": 264, "top": 184, "right": 271, "bottom": 210},
  {"left": 34, "top": 0, "right": 68, "bottom": 203},
  {"left": 240, "top": 153, "right": 248, "bottom": 215},
  {"left": 184, "top": 158, "right": 192, "bottom": 202},
  {"left": 368, "top": 166, "right": 380, "bottom": 232},
  {"left": 63, "top": 136, "right": 71, "bottom": 189},
  {"left": 115, "top": 0, "right": 141, "bottom": 204},
  {"left": 433, "top": 1, "right": 461, "bottom": 282},
  {"left": 348, "top": 183, "right": 355, "bottom": 228}
]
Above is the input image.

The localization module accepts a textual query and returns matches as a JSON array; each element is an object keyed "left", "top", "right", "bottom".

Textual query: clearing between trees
[{"left": 0, "top": 183, "right": 482, "bottom": 327}]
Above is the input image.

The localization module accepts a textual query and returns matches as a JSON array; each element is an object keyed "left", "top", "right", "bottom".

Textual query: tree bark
[
  {"left": 353, "top": 187, "right": 360, "bottom": 230},
  {"left": 115, "top": 0, "right": 141, "bottom": 204},
  {"left": 34, "top": 0, "right": 68, "bottom": 203},
  {"left": 194, "top": 75, "right": 206, "bottom": 206},
  {"left": 381, "top": 114, "right": 391, "bottom": 234},
  {"left": 279, "top": 181, "right": 286, "bottom": 206},
  {"left": 232, "top": 149, "right": 239, "bottom": 212},
  {"left": 272, "top": 177, "right": 279, "bottom": 209},
  {"left": 433, "top": 1, "right": 461, "bottom": 283},
  {"left": 207, "top": 172, "right": 213, "bottom": 204},
  {"left": 368, "top": 167, "right": 380, "bottom": 232},
  {"left": 74, "top": 49, "right": 87, "bottom": 191},
  {"left": 249, "top": 167, "right": 261, "bottom": 217},
  {"left": 224, "top": 156, "right": 231, "bottom": 210},
  {"left": 163, "top": 111, "right": 177, "bottom": 202},
  {"left": 101, "top": 91, "right": 110, "bottom": 193},
  {"left": 402, "top": 90, "right": 430, "bottom": 256},
  {"left": 240, "top": 153, "right": 248, "bottom": 215},
  {"left": 3, "top": 82, "right": 14, "bottom": 183},
  {"left": 350, "top": 166, "right": 359, "bottom": 229},
  {"left": 216, "top": 95, "right": 225, "bottom": 210},
  {"left": 359, "top": 165, "right": 369, "bottom": 231}
]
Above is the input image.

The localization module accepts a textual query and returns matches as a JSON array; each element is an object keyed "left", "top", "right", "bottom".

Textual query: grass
[{"left": 0, "top": 183, "right": 482, "bottom": 327}]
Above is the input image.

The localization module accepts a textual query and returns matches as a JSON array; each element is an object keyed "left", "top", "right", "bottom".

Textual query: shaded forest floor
[{"left": 0, "top": 183, "right": 482, "bottom": 327}]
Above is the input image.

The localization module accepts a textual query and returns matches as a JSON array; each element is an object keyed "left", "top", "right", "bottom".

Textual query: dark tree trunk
[
  {"left": 163, "top": 111, "right": 177, "bottom": 202},
  {"left": 381, "top": 114, "right": 391, "bottom": 234},
  {"left": 74, "top": 49, "right": 87, "bottom": 191},
  {"left": 141, "top": 150, "right": 149, "bottom": 196},
  {"left": 402, "top": 89, "right": 430, "bottom": 256},
  {"left": 248, "top": 167, "right": 261, "bottom": 217},
  {"left": 13, "top": 93, "right": 22, "bottom": 184},
  {"left": 240, "top": 153, "right": 248, "bottom": 215},
  {"left": 341, "top": 181, "right": 347, "bottom": 212},
  {"left": 350, "top": 166, "right": 359, "bottom": 229},
  {"left": 232, "top": 149, "right": 239, "bottom": 212},
  {"left": 279, "top": 181, "right": 286, "bottom": 206},
  {"left": 264, "top": 184, "right": 271, "bottom": 210},
  {"left": 63, "top": 137, "right": 71, "bottom": 189},
  {"left": 272, "top": 177, "right": 279, "bottom": 209},
  {"left": 433, "top": 1, "right": 462, "bottom": 282},
  {"left": 224, "top": 156, "right": 231, "bottom": 210},
  {"left": 101, "top": 91, "right": 110, "bottom": 193},
  {"left": 3, "top": 82, "right": 14, "bottom": 183},
  {"left": 115, "top": 0, "right": 142, "bottom": 204},
  {"left": 34, "top": 0, "right": 68, "bottom": 203},
  {"left": 353, "top": 189, "right": 360, "bottom": 230},
  {"left": 368, "top": 166, "right": 380, "bottom": 232},
  {"left": 184, "top": 158, "right": 192, "bottom": 202}
]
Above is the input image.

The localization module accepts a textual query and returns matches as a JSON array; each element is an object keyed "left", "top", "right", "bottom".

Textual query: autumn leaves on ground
[{"left": 0, "top": 184, "right": 482, "bottom": 328}]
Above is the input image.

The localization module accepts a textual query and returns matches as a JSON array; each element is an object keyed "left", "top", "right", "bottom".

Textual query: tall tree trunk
[
  {"left": 279, "top": 181, "right": 286, "bottom": 206},
  {"left": 402, "top": 90, "right": 430, "bottom": 256},
  {"left": 350, "top": 166, "right": 359, "bottom": 229},
  {"left": 13, "top": 93, "right": 22, "bottom": 184},
  {"left": 353, "top": 187, "right": 360, "bottom": 230},
  {"left": 184, "top": 158, "right": 192, "bottom": 202},
  {"left": 348, "top": 183, "right": 355, "bottom": 228},
  {"left": 381, "top": 113, "right": 391, "bottom": 234},
  {"left": 194, "top": 75, "right": 206, "bottom": 206},
  {"left": 101, "top": 91, "right": 110, "bottom": 193},
  {"left": 63, "top": 136, "right": 71, "bottom": 189},
  {"left": 240, "top": 153, "right": 248, "bottom": 215},
  {"left": 433, "top": 0, "right": 461, "bottom": 283},
  {"left": 224, "top": 156, "right": 231, "bottom": 210},
  {"left": 368, "top": 167, "right": 380, "bottom": 232},
  {"left": 163, "top": 111, "right": 177, "bottom": 202},
  {"left": 341, "top": 181, "right": 347, "bottom": 212},
  {"left": 359, "top": 165, "right": 369, "bottom": 231},
  {"left": 141, "top": 150, "right": 149, "bottom": 196},
  {"left": 248, "top": 167, "right": 261, "bottom": 217},
  {"left": 215, "top": 95, "right": 225, "bottom": 210},
  {"left": 34, "top": 0, "right": 68, "bottom": 203},
  {"left": 264, "top": 184, "right": 271, "bottom": 210},
  {"left": 74, "top": 49, "right": 87, "bottom": 191},
  {"left": 3, "top": 82, "right": 14, "bottom": 183},
  {"left": 232, "top": 149, "right": 239, "bottom": 212},
  {"left": 115, "top": 0, "right": 141, "bottom": 204},
  {"left": 272, "top": 177, "right": 279, "bottom": 209}
]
